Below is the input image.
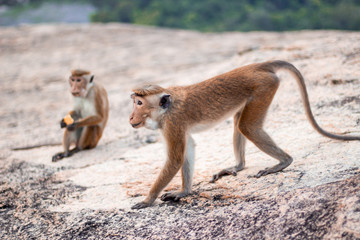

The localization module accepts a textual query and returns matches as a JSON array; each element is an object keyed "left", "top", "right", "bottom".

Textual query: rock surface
[{"left": 0, "top": 23, "right": 359, "bottom": 239}]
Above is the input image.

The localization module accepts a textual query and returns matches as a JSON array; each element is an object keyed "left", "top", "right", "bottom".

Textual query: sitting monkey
[{"left": 52, "top": 69, "right": 109, "bottom": 162}]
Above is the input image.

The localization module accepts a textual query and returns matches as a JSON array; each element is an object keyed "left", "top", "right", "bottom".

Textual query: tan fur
[
  {"left": 52, "top": 70, "right": 109, "bottom": 162},
  {"left": 129, "top": 60, "right": 360, "bottom": 209}
]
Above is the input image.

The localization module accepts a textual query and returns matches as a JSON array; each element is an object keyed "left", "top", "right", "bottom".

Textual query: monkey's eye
[
  {"left": 76, "top": 79, "right": 81, "bottom": 82},
  {"left": 137, "top": 100, "right": 143, "bottom": 106}
]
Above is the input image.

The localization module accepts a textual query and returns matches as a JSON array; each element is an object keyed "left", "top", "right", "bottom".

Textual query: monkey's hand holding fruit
[{"left": 60, "top": 114, "right": 77, "bottom": 131}]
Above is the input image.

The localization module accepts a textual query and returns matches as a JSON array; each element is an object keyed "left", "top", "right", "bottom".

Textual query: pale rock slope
[{"left": 0, "top": 24, "right": 359, "bottom": 239}]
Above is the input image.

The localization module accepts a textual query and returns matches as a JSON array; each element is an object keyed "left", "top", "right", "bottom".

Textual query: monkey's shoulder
[{"left": 93, "top": 82, "right": 107, "bottom": 92}]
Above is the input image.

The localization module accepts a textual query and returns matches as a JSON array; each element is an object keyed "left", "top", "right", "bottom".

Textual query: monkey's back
[
  {"left": 167, "top": 62, "right": 277, "bottom": 126},
  {"left": 94, "top": 83, "right": 109, "bottom": 129}
]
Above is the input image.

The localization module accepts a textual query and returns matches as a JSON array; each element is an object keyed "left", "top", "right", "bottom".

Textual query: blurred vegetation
[
  {"left": 88, "top": 0, "right": 360, "bottom": 31},
  {"left": 2, "top": 0, "right": 360, "bottom": 31},
  {"left": 0, "top": 0, "right": 93, "bottom": 26}
]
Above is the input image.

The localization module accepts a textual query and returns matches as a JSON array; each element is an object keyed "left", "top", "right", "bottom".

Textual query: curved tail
[{"left": 269, "top": 60, "right": 360, "bottom": 141}]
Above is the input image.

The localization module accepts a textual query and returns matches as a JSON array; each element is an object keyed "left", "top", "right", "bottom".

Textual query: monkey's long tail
[
  {"left": 270, "top": 60, "right": 360, "bottom": 141},
  {"left": 12, "top": 142, "right": 62, "bottom": 151}
]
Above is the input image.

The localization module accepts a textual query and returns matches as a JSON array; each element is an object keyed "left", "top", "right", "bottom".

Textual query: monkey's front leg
[
  {"left": 64, "top": 115, "right": 101, "bottom": 132},
  {"left": 76, "top": 115, "right": 102, "bottom": 127},
  {"left": 161, "top": 136, "right": 195, "bottom": 202},
  {"left": 131, "top": 159, "right": 184, "bottom": 209},
  {"left": 132, "top": 132, "right": 186, "bottom": 209}
]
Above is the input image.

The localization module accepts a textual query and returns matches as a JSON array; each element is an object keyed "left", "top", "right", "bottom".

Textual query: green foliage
[
  {"left": 88, "top": 0, "right": 360, "bottom": 31},
  {"left": 4, "top": 0, "right": 360, "bottom": 31}
]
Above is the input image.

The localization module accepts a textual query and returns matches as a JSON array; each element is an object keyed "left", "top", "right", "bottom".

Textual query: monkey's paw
[
  {"left": 247, "top": 168, "right": 273, "bottom": 178},
  {"left": 210, "top": 169, "right": 237, "bottom": 183},
  {"left": 210, "top": 165, "right": 246, "bottom": 183},
  {"left": 160, "top": 191, "right": 189, "bottom": 202},
  {"left": 253, "top": 169, "right": 272, "bottom": 178},
  {"left": 60, "top": 119, "right": 67, "bottom": 128},
  {"left": 131, "top": 201, "right": 151, "bottom": 209},
  {"left": 66, "top": 122, "right": 77, "bottom": 131},
  {"left": 52, "top": 152, "right": 65, "bottom": 162}
]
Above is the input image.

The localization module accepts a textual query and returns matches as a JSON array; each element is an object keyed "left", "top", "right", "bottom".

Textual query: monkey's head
[
  {"left": 129, "top": 85, "right": 171, "bottom": 130},
  {"left": 69, "top": 69, "right": 94, "bottom": 97}
]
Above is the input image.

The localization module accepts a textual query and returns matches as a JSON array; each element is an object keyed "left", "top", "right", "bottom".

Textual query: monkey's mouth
[{"left": 131, "top": 122, "right": 142, "bottom": 128}]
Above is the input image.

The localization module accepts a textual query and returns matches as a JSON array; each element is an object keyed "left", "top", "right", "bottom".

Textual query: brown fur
[
  {"left": 71, "top": 69, "right": 90, "bottom": 77},
  {"left": 129, "top": 60, "right": 360, "bottom": 209},
  {"left": 132, "top": 84, "right": 166, "bottom": 97},
  {"left": 52, "top": 70, "right": 109, "bottom": 162}
]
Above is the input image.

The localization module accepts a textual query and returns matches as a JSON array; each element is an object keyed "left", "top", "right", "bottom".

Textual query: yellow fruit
[{"left": 64, "top": 114, "right": 74, "bottom": 125}]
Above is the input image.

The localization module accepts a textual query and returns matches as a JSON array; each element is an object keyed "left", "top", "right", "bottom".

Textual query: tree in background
[
  {"left": 2, "top": 0, "right": 359, "bottom": 31},
  {"left": 88, "top": 0, "right": 360, "bottom": 31}
]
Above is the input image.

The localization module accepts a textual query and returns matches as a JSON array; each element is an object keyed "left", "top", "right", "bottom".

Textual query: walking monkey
[
  {"left": 52, "top": 69, "right": 109, "bottom": 162},
  {"left": 129, "top": 60, "right": 360, "bottom": 209}
]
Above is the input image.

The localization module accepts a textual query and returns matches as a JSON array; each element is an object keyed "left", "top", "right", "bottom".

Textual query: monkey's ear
[
  {"left": 90, "top": 75, "right": 94, "bottom": 83},
  {"left": 130, "top": 93, "right": 135, "bottom": 99},
  {"left": 159, "top": 94, "right": 171, "bottom": 109}
]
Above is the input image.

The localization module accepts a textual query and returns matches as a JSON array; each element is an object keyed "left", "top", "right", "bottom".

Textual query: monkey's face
[
  {"left": 129, "top": 95, "right": 154, "bottom": 129},
  {"left": 129, "top": 93, "right": 171, "bottom": 130},
  {"left": 69, "top": 76, "right": 88, "bottom": 97}
]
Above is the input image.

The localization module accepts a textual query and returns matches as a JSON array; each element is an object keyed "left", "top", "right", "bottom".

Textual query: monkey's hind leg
[
  {"left": 52, "top": 128, "right": 82, "bottom": 162},
  {"left": 161, "top": 136, "right": 195, "bottom": 202},
  {"left": 239, "top": 95, "right": 293, "bottom": 178},
  {"left": 210, "top": 111, "right": 246, "bottom": 183},
  {"left": 77, "top": 126, "right": 102, "bottom": 150},
  {"left": 52, "top": 148, "right": 80, "bottom": 162},
  {"left": 247, "top": 129, "right": 293, "bottom": 178}
]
